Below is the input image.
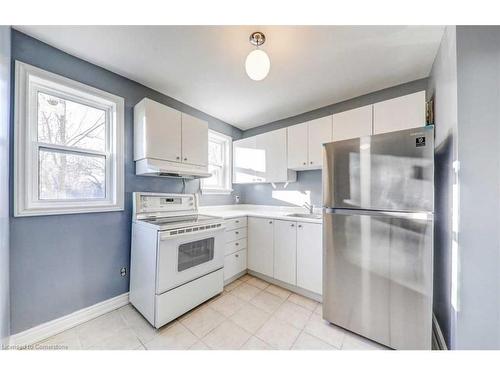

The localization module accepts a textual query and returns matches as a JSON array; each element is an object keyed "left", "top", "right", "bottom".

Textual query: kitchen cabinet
[
  {"left": 224, "top": 250, "right": 247, "bottom": 281},
  {"left": 181, "top": 113, "right": 208, "bottom": 166},
  {"left": 134, "top": 98, "right": 182, "bottom": 163},
  {"left": 134, "top": 98, "right": 209, "bottom": 171},
  {"left": 332, "top": 105, "right": 373, "bottom": 141},
  {"left": 233, "top": 129, "right": 296, "bottom": 184},
  {"left": 287, "top": 123, "right": 308, "bottom": 169},
  {"left": 273, "top": 220, "right": 297, "bottom": 285},
  {"left": 373, "top": 91, "right": 426, "bottom": 134},
  {"left": 223, "top": 216, "right": 247, "bottom": 282},
  {"left": 296, "top": 222, "right": 322, "bottom": 295},
  {"left": 287, "top": 115, "right": 332, "bottom": 170},
  {"left": 247, "top": 217, "right": 274, "bottom": 278}
]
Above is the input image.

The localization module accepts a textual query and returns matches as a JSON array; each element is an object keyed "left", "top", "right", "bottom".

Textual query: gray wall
[
  {"left": 427, "top": 26, "right": 458, "bottom": 349},
  {"left": 454, "top": 26, "right": 500, "bottom": 350},
  {"left": 239, "top": 78, "right": 428, "bottom": 207},
  {"left": 0, "top": 26, "right": 11, "bottom": 345},
  {"left": 9, "top": 30, "right": 243, "bottom": 334}
]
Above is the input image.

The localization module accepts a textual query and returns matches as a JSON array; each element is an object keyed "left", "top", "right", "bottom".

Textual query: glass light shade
[{"left": 245, "top": 49, "right": 270, "bottom": 81}]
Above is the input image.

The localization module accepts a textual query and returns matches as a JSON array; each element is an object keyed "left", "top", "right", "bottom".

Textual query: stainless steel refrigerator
[{"left": 322, "top": 126, "right": 434, "bottom": 350}]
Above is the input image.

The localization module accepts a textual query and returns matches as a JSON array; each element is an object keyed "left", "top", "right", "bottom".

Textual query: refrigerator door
[
  {"left": 323, "top": 126, "right": 434, "bottom": 212},
  {"left": 323, "top": 208, "right": 433, "bottom": 350}
]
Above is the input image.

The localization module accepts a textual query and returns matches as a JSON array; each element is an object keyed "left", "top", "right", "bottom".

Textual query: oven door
[{"left": 156, "top": 225, "right": 225, "bottom": 294}]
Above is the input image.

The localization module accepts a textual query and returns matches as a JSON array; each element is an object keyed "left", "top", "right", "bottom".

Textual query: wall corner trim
[{"left": 8, "top": 293, "right": 129, "bottom": 347}]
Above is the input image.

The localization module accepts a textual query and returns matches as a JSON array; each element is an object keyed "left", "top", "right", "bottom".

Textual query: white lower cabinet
[
  {"left": 224, "top": 250, "right": 247, "bottom": 281},
  {"left": 273, "top": 220, "right": 297, "bottom": 285},
  {"left": 247, "top": 217, "right": 274, "bottom": 278},
  {"left": 296, "top": 222, "right": 323, "bottom": 295}
]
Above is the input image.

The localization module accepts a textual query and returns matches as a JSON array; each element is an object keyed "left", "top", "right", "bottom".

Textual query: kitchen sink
[{"left": 286, "top": 213, "right": 322, "bottom": 220}]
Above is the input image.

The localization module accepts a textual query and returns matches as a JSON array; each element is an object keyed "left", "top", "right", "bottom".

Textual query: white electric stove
[{"left": 129, "top": 192, "right": 225, "bottom": 328}]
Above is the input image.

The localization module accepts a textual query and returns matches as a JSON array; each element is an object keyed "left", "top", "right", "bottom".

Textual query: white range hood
[{"left": 135, "top": 158, "right": 211, "bottom": 179}]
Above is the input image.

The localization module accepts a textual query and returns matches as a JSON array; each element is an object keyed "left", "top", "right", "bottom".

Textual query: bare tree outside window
[{"left": 37, "top": 92, "right": 106, "bottom": 200}]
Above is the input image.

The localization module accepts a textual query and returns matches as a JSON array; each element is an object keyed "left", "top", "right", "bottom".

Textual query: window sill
[
  {"left": 14, "top": 202, "right": 124, "bottom": 217},
  {"left": 201, "top": 189, "right": 233, "bottom": 196}
]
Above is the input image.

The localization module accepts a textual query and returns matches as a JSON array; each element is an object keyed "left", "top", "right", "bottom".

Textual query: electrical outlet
[{"left": 120, "top": 267, "right": 127, "bottom": 277}]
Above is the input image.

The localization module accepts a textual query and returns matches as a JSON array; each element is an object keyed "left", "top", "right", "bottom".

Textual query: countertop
[{"left": 199, "top": 204, "right": 323, "bottom": 224}]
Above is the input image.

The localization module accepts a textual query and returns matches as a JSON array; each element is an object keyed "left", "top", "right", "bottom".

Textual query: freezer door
[
  {"left": 322, "top": 209, "right": 433, "bottom": 350},
  {"left": 323, "top": 126, "right": 434, "bottom": 212}
]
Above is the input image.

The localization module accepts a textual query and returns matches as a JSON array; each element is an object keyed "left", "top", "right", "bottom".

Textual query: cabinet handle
[
  {"left": 235, "top": 242, "right": 239, "bottom": 246},
  {"left": 184, "top": 157, "right": 187, "bottom": 161},
  {"left": 269, "top": 221, "right": 273, "bottom": 224},
  {"left": 235, "top": 220, "right": 239, "bottom": 223},
  {"left": 176, "top": 156, "right": 180, "bottom": 160},
  {"left": 235, "top": 254, "right": 239, "bottom": 258},
  {"left": 235, "top": 231, "right": 239, "bottom": 234},
  {"left": 298, "top": 224, "right": 302, "bottom": 228},
  {"left": 303, "top": 162, "right": 306, "bottom": 165},
  {"left": 310, "top": 161, "right": 313, "bottom": 164},
  {"left": 291, "top": 224, "right": 295, "bottom": 227}
]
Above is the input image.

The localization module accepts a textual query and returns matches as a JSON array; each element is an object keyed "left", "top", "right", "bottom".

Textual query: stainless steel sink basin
[{"left": 286, "top": 213, "right": 322, "bottom": 220}]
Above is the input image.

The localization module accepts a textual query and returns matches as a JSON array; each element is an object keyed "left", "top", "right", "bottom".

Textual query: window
[
  {"left": 14, "top": 61, "right": 124, "bottom": 216},
  {"left": 201, "top": 130, "right": 232, "bottom": 194}
]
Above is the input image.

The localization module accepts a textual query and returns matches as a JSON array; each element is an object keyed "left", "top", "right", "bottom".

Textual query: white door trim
[{"left": 8, "top": 293, "right": 129, "bottom": 348}]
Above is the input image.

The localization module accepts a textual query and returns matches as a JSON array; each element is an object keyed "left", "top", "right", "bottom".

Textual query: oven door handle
[{"left": 159, "top": 225, "right": 225, "bottom": 241}]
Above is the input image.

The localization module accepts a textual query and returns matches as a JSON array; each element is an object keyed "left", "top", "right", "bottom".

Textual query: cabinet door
[
  {"left": 308, "top": 116, "right": 332, "bottom": 168},
  {"left": 333, "top": 105, "right": 373, "bottom": 141},
  {"left": 224, "top": 249, "right": 247, "bottom": 281},
  {"left": 296, "top": 222, "right": 322, "bottom": 294},
  {"left": 256, "top": 128, "right": 288, "bottom": 182},
  {"left": 373, "top": 91, "right": 426, "bottom": 135},
  {"left": 273, "top": 220, "right": 297, "bottom": 285},
  {"left": 233, "top": 137, "right": 257, "bottom": 183},
  {"left": 139, "top": 98, "right": 182, "bottom": 162},
  {"left": 287, "top": 123, "right": 308, "bottom": 169},
  {"left": 181, "top": 113, "right": 208, "bottom": 166},
  {"left": 247, "top": 217, "right": 274, "bottom": 277}
]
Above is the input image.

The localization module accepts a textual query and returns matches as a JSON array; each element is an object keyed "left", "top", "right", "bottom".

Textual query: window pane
[
  {"left": 39, "top": 149, "right": 105, "bottom": 200},
  {"left": 37, "top": 92, "right": 106, "bottom": 152},
  {"left": 204, "top": 164, "right": 223, "bottom": 188},
  {"left": 208, "top": 139, "right": 223, "bottom": 166}
]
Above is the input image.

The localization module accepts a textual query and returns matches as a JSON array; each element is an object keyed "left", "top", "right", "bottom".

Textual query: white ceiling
[{"left": 15, "top": 26, "right": 444, "bottom": 130}]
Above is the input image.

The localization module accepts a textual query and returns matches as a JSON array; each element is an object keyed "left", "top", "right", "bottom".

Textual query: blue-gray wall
[
  {"left": 9, "top": 30, "right": 243, "bottom": 334},
  {"left": 0, "top": 26, "right": 11, "bottom": 345},
  {"left": 454, "top": 26, "right": 500, "bottom": 350},
  {"left": 239, "top": 78, "right": 429, "bottom": 207},
  {"left": 427, "top": 26, "right": 458, "bottom": 349}
]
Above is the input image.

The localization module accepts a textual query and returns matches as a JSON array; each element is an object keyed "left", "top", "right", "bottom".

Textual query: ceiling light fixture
[{"left": 245, "top": 32, "right": 270, "bottom": 81}]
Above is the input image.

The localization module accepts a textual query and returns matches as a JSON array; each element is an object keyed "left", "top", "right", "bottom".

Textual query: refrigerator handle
[{"left": 323, "top": 207, "right": 433, "bottom": 221}]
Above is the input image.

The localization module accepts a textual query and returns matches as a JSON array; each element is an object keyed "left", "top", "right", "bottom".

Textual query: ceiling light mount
[{"left": 249, "top": 31, "right": 266, "bottom": 47}]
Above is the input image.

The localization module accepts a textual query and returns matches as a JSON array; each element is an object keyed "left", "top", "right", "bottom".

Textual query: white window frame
[
  {"left": 14, "top": 61, "right": 124, "bottom": 217},
  {"left": 202, "top": 129, "right": 233, "bottom": 195}
]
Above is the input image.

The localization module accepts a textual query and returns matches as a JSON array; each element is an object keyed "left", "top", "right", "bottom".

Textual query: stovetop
[{"left": 136, "top": 214, "right": 224, "bottom": 230}]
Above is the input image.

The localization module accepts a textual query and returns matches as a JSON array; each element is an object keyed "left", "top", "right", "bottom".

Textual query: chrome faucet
[{"left": 303, "top": 202, "right": 314, "bottom": 214}]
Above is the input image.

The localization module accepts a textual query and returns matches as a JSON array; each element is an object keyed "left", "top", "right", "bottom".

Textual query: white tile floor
[{"left": 34, "top": 274, "right": 389, "bottom": 350}]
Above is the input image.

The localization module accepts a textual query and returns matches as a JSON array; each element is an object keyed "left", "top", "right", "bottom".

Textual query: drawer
[
  {"left": 225, "top": 238, "right": 246, "bottom": 256},
  {"left": 224, "top": 249, "right": 247, "bottom": 281},
  {"left": 225, "top": 217, "right": 247, "bottom": 231},
  {"left": 225, "top": 227, "right": 247, "bottom": 243}
]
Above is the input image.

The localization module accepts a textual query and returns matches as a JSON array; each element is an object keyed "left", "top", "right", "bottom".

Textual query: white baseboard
[{"left": 9, "top": 293, "right": 129, "bottom": 347}]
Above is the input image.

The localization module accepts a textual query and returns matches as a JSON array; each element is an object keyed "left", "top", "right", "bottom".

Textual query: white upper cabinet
[
  {"left": 233, "top": 136, "right": 257, "bottom": 183},
  {"left": 181, "top": 113, "right": 208, "bottom": 166},
  {"left": 332, "top": 105, "right": 373, "bottom": 141},
  {"left": 134, "top": 98, "right": 182, "bottom": 163},
  {"left": 134, "top": 98, "right": 208, "bottom": 169},
  {"left": 307, "top": 116, "right": 332, "bottom": 168},
  {"left": 287, "top": 123, "right": 308, "bottom": 169},
  {"left": 373, "top": 91, "right": 426, "bottom": 134},
  {"left": 287, "top": 115, "right": 332, "bottom": 170},
  {"left": 233, "top": 128, "right": 296, "bottom": 184}
]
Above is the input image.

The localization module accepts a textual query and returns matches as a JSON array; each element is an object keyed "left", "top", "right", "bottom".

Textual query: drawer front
[
  {"left": 224, "top": 249, "right": 247, "bottom": 281},
  {"left": 225, "top": 238, "right": 247, "bottom": 256},
  {"left": 225, "top": 217, "right": 247, "bottom": 231},
  {"left": 225, "top": 227, "right": 247, "bottom": 243}
]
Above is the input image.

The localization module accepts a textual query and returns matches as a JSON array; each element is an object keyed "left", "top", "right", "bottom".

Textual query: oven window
[{"left": 178, "top": 237, "right": 215, "bottom": 272}]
